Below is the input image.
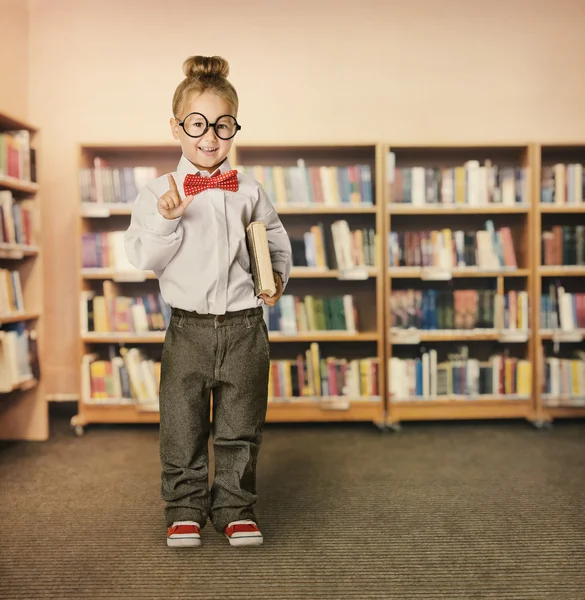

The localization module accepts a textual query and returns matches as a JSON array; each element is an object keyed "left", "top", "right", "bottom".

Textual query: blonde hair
[{"left": 172, "top": 55, "right": 239, "bottom": 118}]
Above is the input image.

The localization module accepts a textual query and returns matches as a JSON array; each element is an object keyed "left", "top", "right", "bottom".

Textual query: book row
[
  {"left": 388, "top": 223, "right": 517, "bottom": 270},
  {"left": 0, "top": 323, "right": 39, "bottom": 391},
  {"left": 541, "top": 287, "right": 585, "bottom": 331},
  {"left": 81, "top": 231, "right": 137, "bottom": 271},
  {"left": 541, "top": 164, "right": 585, "bottom": 205},
  {"left": 387, "top": 159, "right": 529, "bottom": 206},
  {"left": 235, "top": 162, "right": 374, "bottom": 206},
  {"left": 290, "top": 222, "right": 376, "bottom": 271},
  {"left": 390, "top": 289, "right": 529, "bottom": 332},
  {"left": 541, "top": 353, "right": 585, "bottom": 402},
  {"left": 263, "top": 295, "right": 357, "bottom": 334},
  {"left": 0, "top": 269, "right": 24, "bottom": 317},
  {"left": 388, "top": 349, "right": 532, "bottom": 400},
  {"left": 79, "top": 158, "right": 158, "bottom": 204},
  {"left": 268, "top": 343, "right": 378, "bottom": 399},
  {"left": 541, "top": 226, "right": 585, "bottom": 267},
  {"left": 82, "top": 288, "right": 170, "bottom": 334},
  {"left": 0, "top": 130, "right": 34, "bottom": 182},
  {"left": 0, "top": 191, "right": 35, "bottom": 246}
]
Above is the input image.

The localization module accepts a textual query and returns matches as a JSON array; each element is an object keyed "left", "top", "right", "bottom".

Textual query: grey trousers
[{"left": 158, "top": 306, "right": 270, "bottom": 533}]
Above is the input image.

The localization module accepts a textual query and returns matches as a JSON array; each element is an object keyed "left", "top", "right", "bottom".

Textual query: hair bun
[{"left": 183, "top": 55, "right": 229, "bottom": 79}]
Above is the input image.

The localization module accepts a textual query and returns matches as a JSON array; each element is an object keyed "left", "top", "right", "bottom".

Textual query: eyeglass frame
[{"left": 175, "top": 112, "right": 242, "bottom": 140}]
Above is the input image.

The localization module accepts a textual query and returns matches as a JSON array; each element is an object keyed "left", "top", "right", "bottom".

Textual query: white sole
[
  {"left": 226, "top": 535, "right": 263, "bottom": 547},
  {"left": 167, "top": 537, "right": 202, "bottom": 548}
]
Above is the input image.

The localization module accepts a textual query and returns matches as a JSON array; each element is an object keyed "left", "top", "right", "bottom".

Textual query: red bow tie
[{"left": 183, "top": 170, "right": 239, "bottom": 196}]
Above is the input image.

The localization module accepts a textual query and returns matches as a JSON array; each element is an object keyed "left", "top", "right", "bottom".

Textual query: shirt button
[{"left": 217, "top": 315, "right": 226, "bottom": 323}]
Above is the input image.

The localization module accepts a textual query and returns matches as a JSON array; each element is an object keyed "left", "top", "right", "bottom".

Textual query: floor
[{"left": 0, "top": 406, "right": 584, "bottom": 600}]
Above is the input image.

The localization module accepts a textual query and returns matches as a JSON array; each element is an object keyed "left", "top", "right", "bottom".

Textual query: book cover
[{"left": 246, "top": 221, "right": 276, "bottom": 297}]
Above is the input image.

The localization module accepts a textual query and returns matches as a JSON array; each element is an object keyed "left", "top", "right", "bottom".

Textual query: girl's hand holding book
[
  {"left": 158, "top": 174, "right": 195, "bottom": 220},
  {"left": 261, "top": 272, "right": 283, "bottom": 307}
]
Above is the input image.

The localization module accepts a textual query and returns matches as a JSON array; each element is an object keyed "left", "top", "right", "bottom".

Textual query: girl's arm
[
  {"left": 124, "top": 185, "right": 184, "bottom": 272},
  {"left": 252, "top": 185, "right": 292, "bottom": 289}
]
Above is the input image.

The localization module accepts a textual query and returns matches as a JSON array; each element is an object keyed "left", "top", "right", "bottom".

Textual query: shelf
[
  {"left": 539, "top": 266, "right": 585, "bottom": 277},
  {"left": 82, "top": 331, "right": 378, "bottom": 343},
  {"left": 390, "top": 329, "right": 529, "bottom": 343},
  {"left": 80, "top": 203, "right": 379, "bottom": 217},
  {"left": 82, "top": 332, "right": 165, "bottom": 343},
  {"left": 539, "top": 204, "right": 585, "bottom": 213},
  {"left": 387, "top": 204, "right": 530, "bottom": 215},
  {"left": 388, "top": 267, "right": 529, "bottom": 279},
  {"left": 275, "top": 205, "right": 378, "bottom": 215},
  {"left": 539, "top": 329, "right": 584, "bottom": 341},
  {"left": 0, "top": 244, "right": 39, "bottom": 259},
  {"left": 268, "top": 331, "right": 378, "bottom": 342},
  {"left": 0, "top": 312, "right": 39, "bottom": 325},
  {"left": 81, "top": 268, "right": 156, "bottom": 281},
  {"left": 74, "top": 398, "right": 383, "bottom": 425},
  {"left": 0, "top": 176, "right": 39, "bottom": 194},
  {"left": 542, "top": 395, "right": 585, "bottom": 407},
  {"left": 0, "top": 376, "right": 37, "bottom": 394},
  {"left": 80, "top": 203, "right": 133, "bottom": 217},
  {"left": 290, "top": 267, "right": 378, "bottom": 279},
  {"left": 541, "top": 406, "right": 585, "bottom": 419},
  {"left": 389, "top": 396, "right": 533, "bottom": 422}
]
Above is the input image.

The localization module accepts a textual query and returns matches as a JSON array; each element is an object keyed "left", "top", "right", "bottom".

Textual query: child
[{"left": 124, "top": 55, "right": 292, "bottom": 548}]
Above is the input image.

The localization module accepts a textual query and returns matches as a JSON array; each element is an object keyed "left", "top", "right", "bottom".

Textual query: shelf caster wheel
[
  {"left": 386, "top": 422, "right": 402, "bottom": 433},
  {"left": 530, "top": 419, "right": 553, "bottom": 431},
  {"left": 71, "top": 415, "right": 85, "bottom": 437}
]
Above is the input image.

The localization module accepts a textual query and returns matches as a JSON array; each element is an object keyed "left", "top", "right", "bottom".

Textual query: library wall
[
  {"left": 26, "top": 0, "right": 585, "bottom": 394},
  {"left": 0, "top": 0, "right": 29, "bottom": 122}
]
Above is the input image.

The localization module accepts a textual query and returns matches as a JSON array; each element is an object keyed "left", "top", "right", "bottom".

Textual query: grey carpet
[{"left": 1, "top": 407, "right": 584, "bottom": 600}]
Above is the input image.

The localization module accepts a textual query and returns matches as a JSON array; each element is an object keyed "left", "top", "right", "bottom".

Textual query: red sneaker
[
  {"left": 224, "top": 520, "right": 263, "bottom": 546},
  {"left": 167, "top": 521, "right": 201, "bottom": 547}
]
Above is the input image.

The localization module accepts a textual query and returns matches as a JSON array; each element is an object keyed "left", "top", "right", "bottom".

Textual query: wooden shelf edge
[
  {"left": 82, "top": 331, "right": 378, "bottom": 343},
  {"left": 82, "top": 267, "right": 379, "bottom": 281},
  {"left": 387, "top": 204, "right": 530, "bottom": 215},
  {"left": 0, "top": 377, "right": 37, "bottom": 395},
  {"left": 74, "top": 399, "right": 384, "bottom": 425},
  {"left": 0, "top": 176, "right": 39, "bottom": 194},
  {"left": 541, "top": 406, "right": 585, "bottom": 419},
  {"left": 539, "top": 204, "right": 585, "bottom": 213},
  {"left": 388, "top": 268, "right": 529, "bottom": 279},
  {"left": 388, "top": 397, "right": 533, "bottom": 422},
  {"left": 0, "top": 312, "right": 40, "bottom": 325}
]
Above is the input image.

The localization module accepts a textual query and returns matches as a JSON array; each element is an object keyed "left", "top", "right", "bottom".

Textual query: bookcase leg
[
  {"left": 383, "top": 420, "right": 402, "bottom": 433},
  {"left": 70, "top": 414, "right": 86, "bottom": 437},
  {"left": 528, "top": 416, "right": 553, "bottom": 430}
]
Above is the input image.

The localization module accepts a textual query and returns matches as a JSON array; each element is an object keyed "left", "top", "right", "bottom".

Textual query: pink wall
[
  {"left": 26, "top": 0, "right": 585, "bottom": 394},
  {"left": 0, "top": 0, "right": 28, "bottom": 121}
]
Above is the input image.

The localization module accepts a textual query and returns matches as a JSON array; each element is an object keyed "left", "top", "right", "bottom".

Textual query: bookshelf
[
  {"left": 0, "top": 112, "right": 45, "bottom": 441},
  {"left": 534, "top": 144, "right": 585, "bottom": 422},
  {"left": 233, "top": 144, "right": 385, "bottom": 425},
  {"left": 383, "top": 144, "right": 538, "bottom": 426},
  {"left": 72, "top": 143, "right": 386, "bottom": 434}
]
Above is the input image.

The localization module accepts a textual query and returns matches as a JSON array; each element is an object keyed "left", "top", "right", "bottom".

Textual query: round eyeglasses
[{"left": 176, "top": 112, "right": 241, "bottom": 140}]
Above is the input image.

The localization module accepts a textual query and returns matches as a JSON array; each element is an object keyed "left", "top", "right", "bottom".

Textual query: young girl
[{"left": 124, "top": 55, "right": 292, "bottom": 548}]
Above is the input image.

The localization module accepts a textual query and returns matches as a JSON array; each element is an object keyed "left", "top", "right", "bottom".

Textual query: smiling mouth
[{"left": 199, "top": 147, "right": 218, "bottom": 154}]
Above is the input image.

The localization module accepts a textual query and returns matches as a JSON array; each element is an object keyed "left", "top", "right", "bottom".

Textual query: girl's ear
[{"left": 169, "top": 117, "right": 180, "bottom": 140}]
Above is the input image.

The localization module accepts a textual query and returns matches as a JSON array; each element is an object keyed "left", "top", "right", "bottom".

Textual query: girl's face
[{"left": 171, "top": 91, "right": 235, "bottom": 173}]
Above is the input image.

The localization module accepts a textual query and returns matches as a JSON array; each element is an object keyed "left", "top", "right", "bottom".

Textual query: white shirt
[{"left": 124, "top": 154, "right": 292, "bottom": 315}]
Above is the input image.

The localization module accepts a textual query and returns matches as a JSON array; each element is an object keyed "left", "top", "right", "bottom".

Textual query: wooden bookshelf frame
[
  {"left": 72, "top": 142, "right": 387, "bottom": 433},
  {"left": 533, "top": 143, "right": 585, "bottom": 423},
  {"left": 383, "top": 143, "right": 539, "bottom": 426},
  {"left": 0, "top": 112, "right": 46, "bottom": 441},
  {"left": 71, "top": 141, "right": 585, "bottom": 433}
]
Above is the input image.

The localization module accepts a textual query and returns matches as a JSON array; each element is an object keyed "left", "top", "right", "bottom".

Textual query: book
[{"left": 246, "top": 221, "right": 276, "bottom": 297}]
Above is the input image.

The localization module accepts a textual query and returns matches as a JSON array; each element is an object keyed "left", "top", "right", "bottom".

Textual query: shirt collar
[{"left": 176, "top": 154, "right": 232, "bottom": 178}]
